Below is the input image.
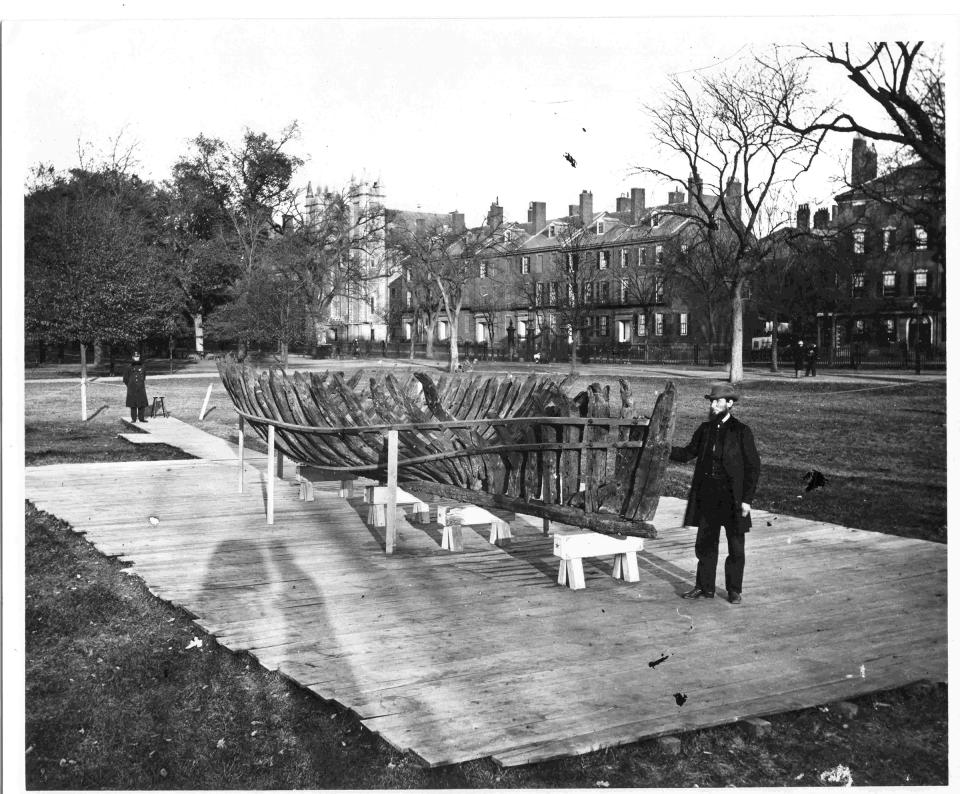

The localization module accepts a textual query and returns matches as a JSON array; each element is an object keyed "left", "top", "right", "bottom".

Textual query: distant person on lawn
[
  {"left": 792, "top": 339, "right": 805, "bottom": 378},
  {"left": 123, "top": 351, "right": 149, "bottom": 423},
  {"left": 670, "top": 383, "right": 761, "bottom": 604},
  {"left": 805, "top": 343, "right": 818, "bottom": 377}
]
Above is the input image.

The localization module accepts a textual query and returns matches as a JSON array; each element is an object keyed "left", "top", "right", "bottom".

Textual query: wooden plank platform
[{"left": 24, "top": 431, "right": 947, "bottom": 768}]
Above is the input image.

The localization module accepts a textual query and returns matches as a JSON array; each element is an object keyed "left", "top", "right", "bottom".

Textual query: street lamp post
[{"left": 912, "top": 301, "right": 922, "bottom": 374}]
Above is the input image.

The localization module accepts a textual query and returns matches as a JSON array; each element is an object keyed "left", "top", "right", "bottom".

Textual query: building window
[
  {"left": 654, "top": 313, "right": 664, "bottom": 336},
  {"left": 479, "top": 260, "right": 488, "bottom": 279},
  {"left": 537, "top": 253, "right": 543, "bottom": 269},
  {"left": 598, "top": 250, "right": 610, "bottom": 270},
  {"left": 635, "top": 313, "right": 647, "bottom": 337},
  {"left": 548, "top": 282, "right": 558, "bottom": 304},
  {"left": 853, "top": 229, "right": 865, "bottom": 255},
  {"left": 405, "top": 290, "right": 412, "bottom": 308},
  {"left": 655, "top": 244, "right": 664, "bottom": 265},
  {"left": 679, "top": 312, "right": 688, "bottom": 336},
  {"left": 620, "top": 249, "right": 628, "bottom": 268},
  {"left": 914, "top": 269, "right": 929, "bottom": 296},
  {"left": 599, "top": 281, "right": 610, "bottom": 302},
  {"left": 915, "top": 226, "right": 928, "bottom": 251},
  {"left": 520, "top": 255, "right": 530, "bottom": 275},
  {"left": 403, "top": 321, "right": 413, "bottom": 341},
  {"left": 885, "top": 318, "right": 896, "bottom": 341},
  {"left": 652, "top": 213, "right": 662, "bottom": 227},
  {"left": 584, "top": 282, "right": 594, "bottom": 303},
  {"left": 852, "top": 271, "right": 865, "bottom": 296},
  {"left": 639, "top": 247, "right": 646, "bottom": 265},
  {"left": 598, "top": 316, "right": 609, "bottom": 337},
  {"left": 655, "top": 275, "right": 665, "bottom": 303},
  {"left": 619, "top": 278, "right": 628, "bottom": 303},
  {"left": 882, "top": 228, "right": 893, "bottom": 252},
  {"left": 368, "top": 295, "right": 376, "bottom": 312},
  {"left": 517, "top": 318, "right": 527, "bottom": 337},
  {"left": 618, "top": 319, "right": 631, "bottom": 343},
  {"left": 882, "top": 270, "right": 897, "bottom": 297},
  {"left": 535, "top": 282, "right": 544, "bottom": 305}
]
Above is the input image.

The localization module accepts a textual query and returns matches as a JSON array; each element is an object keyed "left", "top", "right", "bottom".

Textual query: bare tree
[
  {"left": 762, "top": 43, "right": 945, "bottom": 263},
  {"left": 393, "top": 216, "right": 516, "bottom": 372},
  {"left": 637, "top": 57, "right": 827, "bottom": 383}
]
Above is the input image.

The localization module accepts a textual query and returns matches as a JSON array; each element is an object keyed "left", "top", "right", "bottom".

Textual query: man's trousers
[{"left": 694, "top": 476, "right": 746, "bottom": 595}]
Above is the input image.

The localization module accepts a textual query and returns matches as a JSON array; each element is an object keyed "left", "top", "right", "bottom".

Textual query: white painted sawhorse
[
  {"left": 553, "top": 531, "right": 643, "bottom": 590},
  {"left": 436, "top": 504, "right": 513, "bottom": 551},
  {"left": 363, "top": 485, "right": 430, "bottom": 526}
]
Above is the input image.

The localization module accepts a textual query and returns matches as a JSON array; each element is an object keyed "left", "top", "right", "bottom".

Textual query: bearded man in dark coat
[
  {"left": 670, "top": 383, "right": 761, "bottom": 604},
  {"left": 123, "top": 351, "right": 149, "bottom": 422}
]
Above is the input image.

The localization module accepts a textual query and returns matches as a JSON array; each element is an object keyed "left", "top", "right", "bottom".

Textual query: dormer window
[
  {"left": 597, "top": 221, "right": 605, "bottom": 234},
  {"left": 548, "top": 224, "right": 556, "bottom": 238},
  {"left": 651, "top": 213, "right": 662, "bottom": 227}
]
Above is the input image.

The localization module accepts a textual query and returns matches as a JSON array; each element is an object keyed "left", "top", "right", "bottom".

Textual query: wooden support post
[
  {"left": 276, "top": 450, "right": 284, "bottom": 479},
  {"left": 542, "top": 518, "right": 551, "bottom": 535},
  {"left": 385, "top": 430, "right": 398, "bottom": 554},
  {"left": 238, "top": 415, "right": 245, "bottom": 493},
  {"left": 340, "top": 480, "right": 353, "bottom": 498},
  {"left": 266, "top": 424, "right": 275, "bottom": 525},
  {"left": 199, "top": 383, "right": 213, "bottom": 420}
]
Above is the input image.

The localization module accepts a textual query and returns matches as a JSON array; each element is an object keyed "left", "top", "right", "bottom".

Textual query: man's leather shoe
[
  {"left": 727, "top": 591, "right": 742, "bottom": 604},
  {"left": 681, "top": 587, "right": 714, "bottom": 599}
]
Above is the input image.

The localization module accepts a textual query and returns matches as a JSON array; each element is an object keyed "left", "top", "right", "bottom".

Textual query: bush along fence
[{"left": 324, "top": 339, "right": 945, "bottom": 371}]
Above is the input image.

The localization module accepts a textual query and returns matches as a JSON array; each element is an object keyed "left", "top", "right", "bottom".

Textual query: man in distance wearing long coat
[{"left": 670, "top": 383, "right": 761, "bottom": 604}]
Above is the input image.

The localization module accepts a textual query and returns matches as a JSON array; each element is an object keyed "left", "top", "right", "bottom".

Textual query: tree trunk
[
  {"left": 169, "top": 336, "right": 175, "bottom": 374},
  {"left": 192, "top": 312, "right": 205, "bottom": 354},
  {"left": 448, "top": 322, "right": 460, "bottom": 372},
  {"left": 93, "top": 340, "right": 104, "bottom": 367},
  {"left": 569, "top": 327, "right": 580, "bottom": 373},
  {"left": 279, "top": 340, "right": 289, "bottom": 367},
  {"left": 729, "top": 284, "right": 744, "bottom": 384},
  {"left": 425, "top": 324, "right": 435, "bottom": 359},
  {"left": 79, "top": 342, "right": 88, "bottom": 421},
  {"left": 770, "top": 320, "right": 779, "bottom": 372}
]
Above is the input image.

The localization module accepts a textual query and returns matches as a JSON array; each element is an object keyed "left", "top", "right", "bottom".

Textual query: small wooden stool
[{"left": 151, "top": 396, "right": 167, "bottom": 418}]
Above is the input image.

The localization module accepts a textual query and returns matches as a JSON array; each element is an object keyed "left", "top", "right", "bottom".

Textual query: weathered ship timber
[{"left": 218, "top": 361, "right": 677, "bottom": 539}]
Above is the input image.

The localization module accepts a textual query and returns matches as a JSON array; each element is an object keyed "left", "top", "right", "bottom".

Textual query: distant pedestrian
[
  {"left": 123, "top": 351, "right": 149, "bottom": 423},
  {"left": 792, "top": 340, "right": 805, "bottom": 378},
  {"left": 506, "top": 321, "right": 516, "bottom": 360},
  {"left": 353, "top": 338, "right": 360, "bottom": 358},
  {"left": 805, "top": 343, "right": 818, "bottom": 377}
]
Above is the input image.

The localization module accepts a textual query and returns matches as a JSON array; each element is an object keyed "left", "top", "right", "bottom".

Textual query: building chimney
[
  {"left": 796, "top": 203, "right": 810, "bottom": 231},
  {"left": 668, "top": 189, "right": 686, "bottom": 205},
  {"left": 724, "top": 178, "right": 742, "bottom": 217},
  {"left": 831, "top": 205, "right": 838, "bottom": 223},
  {"left": 630, "top": 187, "right": 645, "bottom": 224},
  {"left": 527, "top": 201, "right": 546, "bottom": 234},
  {"left": 579, "top": 190, "right": 593, "bottom": 225},
  {"left": 616, "top": 195, "right": 631, "bottom": 214},
  {"left": 486, "top": 200, "right": 503, "bottom": 229},
  {"left": 851, "top": 136, "right": 878, "bottom": 186},
  {"left": 814, "top": 208, "right": 830, "bottom": 230},
  {"left": 450, "top": 211, "right": 465, "bottom": 233},
  {"left": 687, "top": 173, "right": 703, "bottom": 208},
  {"left": 568, "top": 204, "right": 579, "bottom": 218}
]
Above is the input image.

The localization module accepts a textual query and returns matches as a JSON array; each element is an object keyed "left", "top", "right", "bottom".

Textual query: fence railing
[{"left": 343, "top": 339, "right": 945, "bottom": 370}]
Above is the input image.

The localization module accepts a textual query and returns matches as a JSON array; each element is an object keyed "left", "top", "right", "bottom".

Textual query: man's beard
[{"left": 707, "top": 407, "right": 730, "bottom": 422}]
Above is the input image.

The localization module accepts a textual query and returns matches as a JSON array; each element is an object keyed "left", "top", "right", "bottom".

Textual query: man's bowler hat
[{"left": 704, "top": 383, "right": 740, "bottom": 402}]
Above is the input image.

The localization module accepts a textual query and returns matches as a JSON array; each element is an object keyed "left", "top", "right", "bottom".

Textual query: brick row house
[
  {"left": 389, "top": 181, "right": 751, "bottom": 358},
  {"left": 819, "top": 137, "right": 944, "bottom": 355}
]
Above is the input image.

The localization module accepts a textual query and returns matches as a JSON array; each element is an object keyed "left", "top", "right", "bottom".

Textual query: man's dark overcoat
[
  {"left": 670, "top": 416, "right": 761, "bottom": 531},
  {"left": 123, "top": 361, "right": 148, "bottom": 408}
]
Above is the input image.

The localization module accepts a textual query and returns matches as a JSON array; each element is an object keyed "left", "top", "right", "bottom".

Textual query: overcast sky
[{"left": 5, "top": 7, "right": 950, "bottom": 228}]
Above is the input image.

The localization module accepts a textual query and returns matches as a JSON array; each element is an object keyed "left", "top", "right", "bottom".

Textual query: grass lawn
[{"left": 22, "top": 366, "right": 947, "bottom": 787}]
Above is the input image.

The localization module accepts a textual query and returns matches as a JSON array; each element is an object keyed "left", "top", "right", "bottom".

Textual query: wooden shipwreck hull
[{"left": 217, "top": 362, "right": 677, "bottom": 538}]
